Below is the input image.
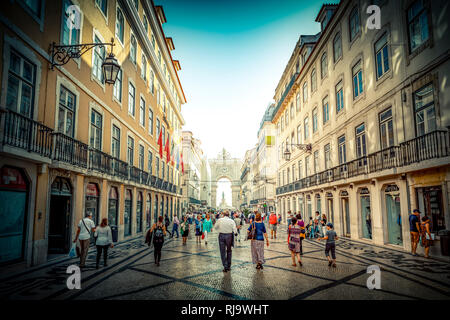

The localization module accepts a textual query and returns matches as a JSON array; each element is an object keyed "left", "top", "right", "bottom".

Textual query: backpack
[
  {"left": 153, "top": 225, "right": 164, "bottom": 244},
  {"left": 269, "top": 214, "right": 277, "bottom": 225}
]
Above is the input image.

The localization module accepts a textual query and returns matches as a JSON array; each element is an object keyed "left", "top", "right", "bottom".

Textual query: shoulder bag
[{"left": 247, "top": 222, "right": 256, "bottom": 240}]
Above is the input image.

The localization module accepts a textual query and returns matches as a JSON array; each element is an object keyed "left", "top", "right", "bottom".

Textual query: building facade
[
  {"left": 181, "top": 131, "right": 204, "bottom": 212},
  {"left": 273, "top": 0, "right": 450, "bottom": 256},
  {"left": 0, "top": 0, "right": 186, "bottom": 266}
]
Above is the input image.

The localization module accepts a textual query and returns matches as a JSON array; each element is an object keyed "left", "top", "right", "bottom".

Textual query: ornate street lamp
[
  {"left": 50, "top": 37, "right": 121, "bottom": 85},
  {"left": 283, "top": 147, "right": 292, "bottom": 161},
  {"left": 284, "top": 143, "right": 312, "bottom": 161}
]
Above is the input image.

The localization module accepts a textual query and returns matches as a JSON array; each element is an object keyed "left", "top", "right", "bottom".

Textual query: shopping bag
[
  {"left": 201, "top": 232, "right": 205, "bottom": 240},
  {"left": 68, "top": 243, "right": 77, "bottom": 258}
]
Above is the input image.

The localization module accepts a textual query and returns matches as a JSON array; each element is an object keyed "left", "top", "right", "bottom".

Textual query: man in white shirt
[
  {"left": 214, "top": 211, "right": 238, "bottom": 272},
  {"left": 73, "top": 212, "right": 96, "bottom": 268}
]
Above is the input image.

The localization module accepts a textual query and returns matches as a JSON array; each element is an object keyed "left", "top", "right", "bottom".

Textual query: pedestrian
[
  {"left": 203, "top": 213, "right": 213, "bottom": 245},
  {"left": 409, "top": 209, "right": 421, "bottom": 256},
  {"left": 94, "top": 218, "right": 114, "bottom": 269},
  {"left": 296, "top": 214, "right": 306, "bottom": 255},
  {"left": 195, "top": 214, "right": 203, "bottom": 243},
  {"left": 233, "top": 213, "right": 241, "bottom": 242},
  {"left": 318, "top": 223, "right": 338, "bottom": 267},
  {"left": 269, "top": 211, "right": 278, "bottom": 239},
  {"left": 171, "top": 215, "right": 180, "bottom": 238},
  {"left": 248, "top": 213, "right": 269, "bottom": 270},
  {"left": 180, "top": 216, "right": 190, "bottom": 245},
  {"left": 365, "top": 207, "right": 372, "bottom": 239},
  {"left": 314, "top": 211, "right": 321, "bottom": 236},
  {"left": 287, "top": 216, "right": 302, "bottom": 266},
  {"left": 165, "top": 214, "right": 172, "bottom": 237},
  {"left": 277, "top": 213, "right": 282, "bottom": 225},
  {"left": 420, "top": 216, "right": 433, "bottom": 258},
  {"left": 214, "top": 211, "right": 238, "bottom": 272},
  {"left": 73, "top": 212, "right": 96, "bottom": 269},
  {"left": 287, "top": 211, "right": 292, "bottom": 226},
  {"left": 150, "top": 216, "right": 166, "bottom": 266},
  {"left": 321, "top": 213, "right": 327, "bottom": 238},
  {"left": 307, "top": 217, "right": 315, "bottom": 238}
]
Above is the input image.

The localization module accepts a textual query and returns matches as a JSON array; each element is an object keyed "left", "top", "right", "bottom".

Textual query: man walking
[
  {"left": 73, "top": 212, "right": 96, "bottom": 269},
  {"left": 269, "top": 211, "right": 278, "bottom": 239},
  {"left": 165, "top": 214, "right": 172, "bottom": 237},
  {"left": 214, "top": 211, "right": 238, "bottom": 272},
  {"left": 409, "top": 209, "right": 421, "bottom": 256},
  {"left": 171, "top": 215, "right": 180, "bottom": 238}
]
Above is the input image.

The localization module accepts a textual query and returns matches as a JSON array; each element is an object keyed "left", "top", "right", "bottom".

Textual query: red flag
[
  {"left": 181, "top": 152, "right": 184, "bottom": 174},
  {"left": 165, "top": 135, "right": 170, "bottom": 163},
  {"left": 157, "top": 129, "right": 163, "bottom": 158}
]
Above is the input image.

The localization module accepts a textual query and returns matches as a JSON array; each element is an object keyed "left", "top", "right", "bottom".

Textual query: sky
[{"left": 162, "top": 0, "right": 326, "bottom": 160}]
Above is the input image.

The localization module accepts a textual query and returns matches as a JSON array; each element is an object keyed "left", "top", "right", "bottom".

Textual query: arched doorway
[
  {"left": 0, "top": 166, "right": 29, "bottom": 263},
  {"left": 85, "top": 183, "right": 100, "bottom": 225},
  {"left": 108, "top": 187, "right": 119, "bottom": 229},
  {"left": 216, "top": 177, "right": 232, "bottom": 208},
  {"left": 48, "top": 177, "right": 72, "bottom": 254},
  {"left": 340, "top": 190, "right": 350, "bottom": 237},
  {"left": 136, "top": 192, "right": 143, "bottom": 233},
  {"left": 124, "top": 189, "right": 132, "bottom": 236}
]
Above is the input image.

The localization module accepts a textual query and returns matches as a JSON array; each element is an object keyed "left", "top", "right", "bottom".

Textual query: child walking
[{"left": 318, "top": 223, "right": 338, "bottom": 267}]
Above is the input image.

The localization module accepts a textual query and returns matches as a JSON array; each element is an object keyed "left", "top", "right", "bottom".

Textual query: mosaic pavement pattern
[{"left": 1, "top": 224, "right": 449, "bottom": 300}]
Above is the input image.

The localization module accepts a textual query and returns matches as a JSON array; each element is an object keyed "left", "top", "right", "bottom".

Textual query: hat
[
  {"left": 326, "top": 223, "right": 334, "bottom": 229},
  {"left": 413, "top": 209, "right": 421, "bottom": 214}
]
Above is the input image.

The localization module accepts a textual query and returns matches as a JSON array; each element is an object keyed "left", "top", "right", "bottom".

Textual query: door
[
  {"left": 360, "top": 193, "right": 372, "bottom": 240},
  {"left": 124, "top": 189, "right": 132, "bottom": 236},
  {"left": 136, "top": 192, "right": 143, "bottom": 233},
  {"left": 341, "top": 193, "right": 350, "bottom": 237},
  {"left": 48, "top": 177, "right": 72, "bottom": 254},
  {"left": 0, "top": 167, "right": 28, "bottom": 264},
  {"left": 326, "top": 195, "right": 334, "bottom": 224},
  {"left": 422, "top": 187, "right": 445, "bottom": 233},
  {"left": 386, "top": 185, "right": 402, "bottom": 245}
]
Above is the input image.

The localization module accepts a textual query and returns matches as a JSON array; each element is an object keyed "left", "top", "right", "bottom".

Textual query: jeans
[
  {"left": 325, "top": 242, "right": 336, "bottom": 259},
  {"left": 218, "top": 233, "right": 233, "bottom": 269},
  {"left": 154, "top": 242, "right": 163, "bottom": 263},
  {"left": 172, "top": 224, "right": 179, "bottom": 238},
  {"left": 96, "top": 245, "right": 109, "bottom": 266}
]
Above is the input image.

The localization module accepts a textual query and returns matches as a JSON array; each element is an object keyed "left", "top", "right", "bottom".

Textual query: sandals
[{"left": 292, "top": 263, "right": 297, "bottom": 266}]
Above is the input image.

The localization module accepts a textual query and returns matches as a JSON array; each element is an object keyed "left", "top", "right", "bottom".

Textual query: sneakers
[
  {"left": 332, "top": 263, "right": 336, "bottom": 268},
  {"left": 328, "top": 261, "right": 332, "bottom": 266}
]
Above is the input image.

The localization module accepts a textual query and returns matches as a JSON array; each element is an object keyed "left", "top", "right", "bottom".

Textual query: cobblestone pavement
[{"left": 1, "top": 223, "right": 449, "bottom": 300}]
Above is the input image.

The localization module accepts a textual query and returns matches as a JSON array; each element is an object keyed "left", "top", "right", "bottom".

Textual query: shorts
[
  {"left": 410, "top": 232, "right": 420, "bottom": 243},
  {"left": 270, "top": 224, "right": 277, "bottom": 232},
  {"left": 325, "top": 242, "right": 336, "bottom": 259},
  {"left": 195, "top": 228, "right": 202, "bottom": 236},
  {"left": 182, "top": 229, "right": 189, "bottom": 237}
]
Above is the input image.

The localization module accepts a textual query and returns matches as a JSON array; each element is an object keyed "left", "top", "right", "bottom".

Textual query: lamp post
[
  {"left": 283, "top": 143, "right": 312, "bottom": 161},
  {"left": 50, "top": 37, "right": 121, "bottom": 85}
]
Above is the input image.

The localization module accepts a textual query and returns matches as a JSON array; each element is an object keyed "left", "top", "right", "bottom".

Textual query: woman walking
[
  {"left": 248, "top": 213, "right": 269, "bottom": 270},
  {"left": 150, "top": 216, "right": 166, "bottom": 266},
  {"left": 94, "top": 218, "right": 114, "bottom": 269},
  {"left": 420, "top": 216, "right": 433, "bottom": 258},
  {"left": 296, "top": 214, "right": 305, "bottom": 255},
  {"left": 195, "top": 214, "right": 203, "bottom": 244},
  {"left": 203, "top": 213, "right": 213, "bottom": 245},
  {"left": 321, "top": 214, "right": 327, "bottom": 238},
  {"left": 181, "top": 215, "right": 190, "bottom": 245},
  {"left": 287, "top": 216, "right": 303, "bottom": 266}
]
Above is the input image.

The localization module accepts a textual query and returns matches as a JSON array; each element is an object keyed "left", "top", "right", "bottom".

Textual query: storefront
[
  {"left": 146, "top": 193, "right": 152, "bottom": 229},
  {"left": 124, "top": 189, "right": 132, "bottom": 237},
  {"left": 416, "top": 186, "right": 446, "bottom": 233},
  {"left": 108, "top": 187, "right": 119, "bottom": 228},
  {"left": 340, "top": 190, "right": 350, "bottom": 237},
  {"left": 385, "top": 184, "right": 402, "bottom": 246},
  {"left": 298, "top": 194, "right": 304, "bottom": 217},
  {"left": 306, "top": 195, "right": 312, "bottom": 220},
  {"left": 0, "top": 166, "right": 28, "bottom": 264},
  {"left": 48, "top": 177, "right": 72, "bottom": 254},
  {"left": 326, "top": 192, "right": 334, "bottom": 224},
  {"left": 359, "top": 187, "right": 372, "bottom": 240},
  {"left": 85, "top": 183, "right": 100, "bottom": 225},
  {"left": 154, "top": 194, "right": 159, "bottom": 222},
  {"left": 136, "top": 192, "right": 143, "bottom": 233},
  {"left": 315, "top": 194, "right": 321, "bottom": 214}
]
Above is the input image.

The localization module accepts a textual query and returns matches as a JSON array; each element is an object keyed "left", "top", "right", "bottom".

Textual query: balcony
[
  {"left": 271, "top": 72, "right": 299, "bottom": 121},
  {"left": 1, "top": 109, "right": 53, "bottom": 158},
  {"left": 276, "top": 130, "right": 449, "bottom": 196},
  {"left": 89, "top": 148, "right": 113, "bottom": 174},
  {"left": 53, "top": 132, "right": 88, "bottom": 168}
]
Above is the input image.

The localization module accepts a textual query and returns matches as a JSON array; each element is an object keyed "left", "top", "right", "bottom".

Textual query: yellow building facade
[{"left": 0, "top": 0, "right": 186, "bottom": 266}]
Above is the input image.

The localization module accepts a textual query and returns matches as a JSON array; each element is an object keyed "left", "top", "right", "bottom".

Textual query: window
[
  {"left": 349, "top": 7, "right": 360, "bottom": 42},
  {"left": 158, "top": 50, "right": 161, "bottom": 64},
  {"left": 142, "top": 14, "right": 148, "bottom": 33},
  {"left": 162, "top": 125, "right": 165, "bottom": 146},
  {"left": 148, "top": 150, "right": 153, "bottom": 174},
  {"left": 149, "top": 69, "right": 154, "bottom": 94},
  {"left": 305, "top": 155, "right": 310, "bottom": 176},
  {"left": 311, "top": 69, "right": 317, "bottom": 93},
  {"left": 151, "top": 34, "right": 155, "bottom": 49},
  {"left": 20, "top": 0, "right": 42, "bottom": 18},
  {"left": 322, "top": 96, "right": 329, "bottom": 124},
  {"left": 148, "top": 107, "right": 154, "bottom": 135},
  {"left": 321, "top": 52, "right": 328, "bottom": 78},
  {"left": 281, "top": 117, "right": 284, "bottom": 131},
  {"left": 113, "top": 69, "right": 122, "bottom": 102},
  {"left": 298, "top": 160, "right": 302, "bottom": 179},
  {"left": 290, "top": 103, "right": 294, "bottom": 119},
  {"left": 338, "top": 135, "right": 346, "bottom": 164},
  {"left": 6, "top": 50, "right": 36, "bottom": 118},
  {"left": 407, "top": 0, "right": 429, "bottom": 52},
  {"left": 128, "top": 82, "right": 135, "bottom": 116},
  {"left": 336, "top": 81, "right": 344, "bottom": 113},
  {"left": 304, "top": 117, "right": 309, "bottom": 140},
  {"left": 141, "top": 55, "right": 147, "bottom": 80},
  {"left": 155, "top": 157, "right": 160, "bottom": 178},
  {"left": 312, "top": 108, "right": 318, "bottom": 133},
  {"left": 130, "top": 33, "right": 137, "bottom": 65},
  {"left": 112, "top": 125, "right": 120, "bottom": 158},
  {"left": 90, "top": 110, "right": 102, "bottom": 150},
  {"left": 96, "top": 0, "right": 107, "bottom": 16},
  {"left": 131, "top": 0, "right": 138, "bottom": 11},
  {"left": 375, "top": 33, "right": 390, "bottom": 79},
  {"left": 139, "top": 97, "right": 145, "bottom": 126},
  {"left": 127, "top": 136, "right": 134, "bottom": 165},
  {"left": 379, "top": 108, "right": 394, "bottom": 149},
  {"left": 115, "top": 7, "right": 124, "bottom": 44},
  {"left": 296, "top": 93, "right": 300, "bottom": 112},
  {"left": 162, "top": 161, "right": 165, "bottom": 180},
  {"left": 139, "top": 145, "right": 144, "bottom": 170},
  {"left": 414, "top": 83, "right": 436, "bottom": 136},
  {"left": 285, "top": 110, "right": 289, "bottom": 126},
  {"left": 333, "top": 33, "right": 342, "bottom": 62},
  {"left": 156, "top": 118, "right": 160, "bottom": 139},
  {"left": 58, "top": 86, "right": 76, "bottom": 137},
  {"left": 303, "top": 82, "right": 308, "bottom": 102},
  {"left": 92, "top": 35, "right": 105, "bottom": 83},
  {"left": 297, "top": 125, "right": 302, "bottom": 144},
  {"left": 352, "top": 60, "right": 364, "bottom": 98},
  {"left": 63, "top": 0, "right": 81, "bottom": 45},
  {"left": 355, "top": 123, "right": 367, "bottom": 158},
  {"left": 324, "top": 143, "right": 331, "bottom": 169},
  {"left": 314, "top": 150, "right": 319, "bottom": 173}
]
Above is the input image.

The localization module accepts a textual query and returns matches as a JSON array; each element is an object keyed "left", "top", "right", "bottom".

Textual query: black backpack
[{"left": 153, "top": 226, "right": 164, "bottom": 244}]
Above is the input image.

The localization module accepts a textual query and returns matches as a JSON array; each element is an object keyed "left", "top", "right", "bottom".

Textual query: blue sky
[{"left": 162, "top": 0, "right": 327, "bottom": 159}]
